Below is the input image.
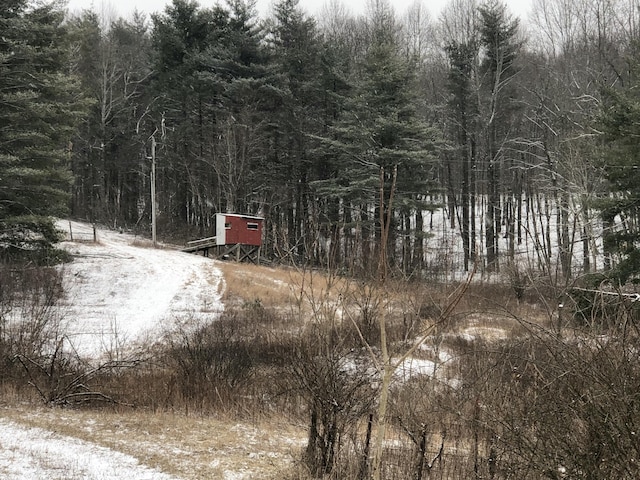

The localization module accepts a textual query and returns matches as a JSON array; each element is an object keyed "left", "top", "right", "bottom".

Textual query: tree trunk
[
  {"left": 414, "top": 210, "right": 424, "bottom": 271},
  {"left": 486, "top": 160, "right": 498, "bottom": 272},
  {"left": 470, "top": 136, "right": 477, "bottom": 264},
  {"left": 462, "top": 135, "right": 470, "bottom": 271}
]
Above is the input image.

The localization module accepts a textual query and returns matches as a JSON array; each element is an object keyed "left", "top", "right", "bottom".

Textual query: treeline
[{"left": 4, "top": 0, "right": 640, "bottom": 281}]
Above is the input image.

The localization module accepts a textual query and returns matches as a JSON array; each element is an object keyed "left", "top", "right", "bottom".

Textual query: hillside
[
  {"left": 55, "top": 220, "right": 225, "bottom": 358},
  {"left": 0, "top": 220, "right": 304, "bottom": 480},
  {"left": 4, "top": 220, "right": 636, "bottom": 479}
]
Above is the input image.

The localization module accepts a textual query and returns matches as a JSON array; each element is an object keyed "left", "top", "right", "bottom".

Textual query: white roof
[{"left": 217, "top": 213, "right": 264, "bottom": 221}]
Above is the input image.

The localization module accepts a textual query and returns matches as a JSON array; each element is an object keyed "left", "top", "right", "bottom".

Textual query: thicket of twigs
[{"left": 1, "top": 262, "right": 639, "bottom": 479}]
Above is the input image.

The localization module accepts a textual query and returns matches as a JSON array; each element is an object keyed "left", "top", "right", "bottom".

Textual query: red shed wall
[{"left": 223, "top": 215, "right": 263, "bottom": 246}]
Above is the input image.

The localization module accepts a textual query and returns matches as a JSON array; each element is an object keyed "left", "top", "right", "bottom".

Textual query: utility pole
[{"left": 151, "top": 133, "right": 157, "bottom": 247}]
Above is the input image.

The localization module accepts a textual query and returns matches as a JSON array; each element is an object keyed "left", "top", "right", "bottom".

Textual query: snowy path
[
  {"left": 0, "top": 418, "right": 178, "bottom": 480},
  {"left": 0, "top": 221, "right": 307, "bottom": 479},
  {"left": 0, "top": 221, "right": 227, "bottom": 479},
  {"left": 57, "top": 220, "right": 224, "bottom": 357}
]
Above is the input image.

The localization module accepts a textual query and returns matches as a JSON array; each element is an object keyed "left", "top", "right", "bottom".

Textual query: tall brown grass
[{"left": 7, "top": 258, "right": 621, "bottom": 479}]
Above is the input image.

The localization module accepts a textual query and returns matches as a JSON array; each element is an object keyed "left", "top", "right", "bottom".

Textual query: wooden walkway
[
  {"left": 181, "top": 236, "right": 217, "bottom": 253},
  {"left": 182, "top": 236, "right": 261, "bottom": 263}
]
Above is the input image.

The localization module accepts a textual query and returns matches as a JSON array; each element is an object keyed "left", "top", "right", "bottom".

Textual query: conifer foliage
[
  {"left": 3, "top": 0, "right": 638, "bottom": 281},
  {"left": 0, "top": 0, "right": 86, "bottom": 262},
  {"left": 599, "top": 69, "right": 640, "bottom": 284}
]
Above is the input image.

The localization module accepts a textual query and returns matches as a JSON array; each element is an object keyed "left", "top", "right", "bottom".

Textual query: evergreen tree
[
  {"left": 68, "top": 10, "right": 152, "bottom": 227},
  {"left": 198, "top": 0, "right": 270, "bottom": 215},
  {"left": 310, "top": 21, "right": 353, "bottom": 266},
  {"left": 446, "top": 40, "right": 479, "bottom": 271},
  {"left": 316, "top": 1, "right": 440, "bottom": 274},
  {"left": 150, "top": 0, "right": 230, "bottom": 232},
  {"left": 264, "top": 0, "right": 325, "bottom": 258},
  {"left": 0, "top": 0, "right": 87, "bottom": 262},
  {"left": 478, "top": 0, "right": 521, "bottom": 272},
  {"left": 598, "top": 66, "right": 640, "bottom": 284}
]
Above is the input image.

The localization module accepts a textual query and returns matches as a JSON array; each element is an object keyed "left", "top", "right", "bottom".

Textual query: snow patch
[
  {"left": 0, "top": 419, "right": 178, "bottom": 480},
  {"left": 55, "top": 220, "right": 224, "bottom": 358}
]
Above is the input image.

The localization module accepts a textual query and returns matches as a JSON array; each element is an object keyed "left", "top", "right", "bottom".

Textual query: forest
[
  {"left": 3, "top": 0, "right": 640, "bottom": 284},
  {"left": 5, "top": 1, "right": 640, "bottom": 479}
]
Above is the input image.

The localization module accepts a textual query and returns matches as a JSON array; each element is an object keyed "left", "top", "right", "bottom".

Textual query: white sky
[{"left": 65, "top": 0, "right": 533, "bottom": 24}]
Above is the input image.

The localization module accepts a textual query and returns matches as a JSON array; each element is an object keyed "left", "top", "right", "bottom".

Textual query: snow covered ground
[
  {"left": 0, "top": 219, "right": 515, "bottom": 479},
  {"left": 1, "top": 220, "right": 228, "bottom": 479},
  {"left": 55, "top": 220, "right": 224, "bottom": 358},
  {"left": 0, "top": 418, "right": 178, "bottom": 480}
]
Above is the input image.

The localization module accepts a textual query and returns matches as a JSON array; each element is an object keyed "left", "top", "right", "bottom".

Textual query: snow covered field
[
  {"left": 0, "top": 418, "right": 178, "bottom": 480},
  {"left": 55, "top": 220, "right": 224, "bottom": 358},
  {"left": 0, "top": 220, "right": 231, "bottom": 479},
  {"left": 0, "top": 219, "right": 513, "bottom": 479}
]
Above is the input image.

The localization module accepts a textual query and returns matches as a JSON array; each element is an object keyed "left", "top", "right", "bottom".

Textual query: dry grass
[
  {"left": 0, "top": 257, "right": 552, "bottom": 479},
  {"left": 216, "top": 261, "right": 295, "bottom": 306},
  {"left": 216, "top": 261, "right": 349, "bottom": 309},
  {"left": 1, "top": 405, "right": 306, "bottom": 480},
  {"left": 215, "top": 260, "right": 544, "bottom": 340}
]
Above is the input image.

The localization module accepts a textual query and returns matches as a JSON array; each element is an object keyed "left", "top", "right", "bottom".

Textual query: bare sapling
[
  {"left": 348, "top": 166, "right": 474, "bottom": 480},
  {"left": 282, "top": 247, "right": 378, "bottom": 476}
]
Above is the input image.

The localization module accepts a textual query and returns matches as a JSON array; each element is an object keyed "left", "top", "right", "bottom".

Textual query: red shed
[{"left": 216, "top": 213, "right": 263, "bottom": 247}]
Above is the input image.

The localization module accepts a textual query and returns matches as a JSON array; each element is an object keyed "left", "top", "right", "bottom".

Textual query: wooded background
[{"left": 3, "top": 0, "right": 640, "bottom": 282}]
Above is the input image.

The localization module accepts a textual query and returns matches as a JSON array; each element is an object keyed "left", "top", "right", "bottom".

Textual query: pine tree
[
  {"left": 150, "top": 0, "right": 231, "bottom": 231},
  {"left": 446, "top": 40, "right": 479, "bottom": 271},
  {"left": 198, "top": 0, "right": 270, "bottom": 215},
  {"left": 67, "top": 10, "right": 152, "bottom": 226},
  {"left": 264, "top": 0, "right": 325, "bottom": 258},
  {"left": 478, "top": 0, "right": 521, "bottom": 272},
  {"left": 0, "top": 0, "right": 87, "bottom": 262},
  {"left": 315, "top": 2, "right": 440, "bottom": 274},
  {"left": 598, "top": 71, "right": 640, "bottom": 284}
]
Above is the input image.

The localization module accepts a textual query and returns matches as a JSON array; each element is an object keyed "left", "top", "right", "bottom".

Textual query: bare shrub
[
  {"left": 0, "top": 264, "right": 139, "bottom": 406},
  {"left": 162, "top": 308, "right": 264, "bottom": 412},
  {"left": 446, "top": 316, "right": 640, "bottom": 480},
  {"left": 0, "top": 264, "right": 66, "bottom": 389},
  {"left": 503, "top": 261, "right": 530, "bottom": 301},
  {"left": 280, "top": 322, "right": 379, "bottom": 477},
  {"left": 345, "top": 281, "right": 383, "bottom": 346},
  {"left": 389, "top": 377, "right": 450, "bottom": 480},
  {"left": 84, "top": 300, "right": 294, "bottom": 415},
  {"left": 568, "top": 284, "right": 640, "bottom": 331},
  {"left": 15, "top": 337, "right": 140, "bottom": 406}
]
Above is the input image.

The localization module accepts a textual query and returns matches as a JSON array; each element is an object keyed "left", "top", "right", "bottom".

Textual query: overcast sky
[{"left": 65, "top": 0, "right": 533, "bottom": 24}]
